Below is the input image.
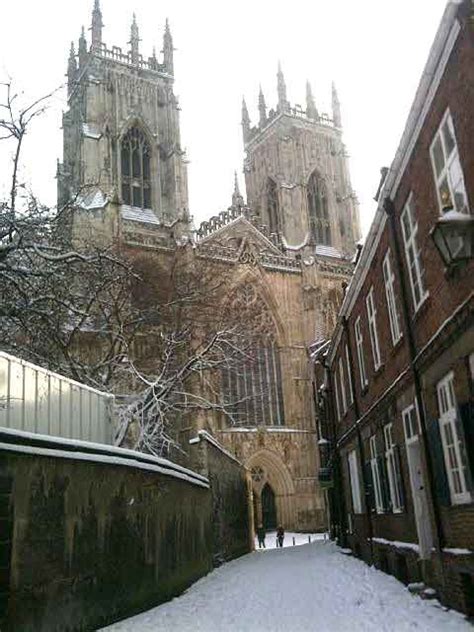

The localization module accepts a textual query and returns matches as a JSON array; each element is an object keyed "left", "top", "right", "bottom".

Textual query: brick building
[{"left": 312, "top": 0, "right": 474, "bottom": 615}]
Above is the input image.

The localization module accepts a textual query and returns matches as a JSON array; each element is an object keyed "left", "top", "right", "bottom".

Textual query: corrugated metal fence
[{"left": 0, "top": 352, "right": 114, "bottom": 444}]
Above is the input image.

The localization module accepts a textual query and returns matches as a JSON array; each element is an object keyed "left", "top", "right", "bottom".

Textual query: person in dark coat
[
  {"left": 256, "top": 524, "right": 266, "bottom": 549},
  {"left": 276, "top": 525, "right": 285, "bottom": 548}
]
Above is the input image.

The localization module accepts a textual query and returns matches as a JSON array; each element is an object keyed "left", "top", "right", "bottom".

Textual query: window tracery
[
  {"left": 307, "top": 171, "right": 331, "bottom": 245},
  {"left": 121, "top": 126, "right": 152, "bottom": 209},
  {"left": 221, "top": 285, "right": 285, "bottom": 427}
]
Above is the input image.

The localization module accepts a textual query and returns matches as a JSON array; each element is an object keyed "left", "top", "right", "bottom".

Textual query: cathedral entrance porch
[{"left": 247, "top": 448, "right": 295, "bottom": 530}]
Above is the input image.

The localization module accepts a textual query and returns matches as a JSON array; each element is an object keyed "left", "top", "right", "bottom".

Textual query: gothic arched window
[
  {"left": 307, "top": 171, "right": 331, "bottom": 245},
  {"left": 221, "top": 286, "right": 285, "bottom": 427},
  {"left": 267, "top": 178, "right": 280, "bottom": 234},
  {"left": 121, "top": 127, "right": 152, "bottom": 209}
]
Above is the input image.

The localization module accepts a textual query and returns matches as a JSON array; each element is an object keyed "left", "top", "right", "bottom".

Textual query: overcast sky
[{"left": 0, "top": 0, "right": 448, "bottom": 237}]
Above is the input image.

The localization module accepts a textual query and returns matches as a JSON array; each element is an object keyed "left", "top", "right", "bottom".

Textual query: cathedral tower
[
  {"left": 242, "top": 67, "right": 360, "bottom": 256},
  {"left": 58, "top": 2, "right": 189, "bottom": 243}
]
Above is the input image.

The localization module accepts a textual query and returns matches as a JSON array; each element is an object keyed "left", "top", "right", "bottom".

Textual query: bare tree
[
  {"left": 0, "top": 82, "right": 271, "bottom": 459},
  {"left": 114, "top": 250, "right": 259, "bottom": 457},
  {"left": 0, "top": 82, "right": 139, "bottom": 389}
]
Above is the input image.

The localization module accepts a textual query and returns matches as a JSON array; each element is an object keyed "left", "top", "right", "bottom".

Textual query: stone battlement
[{"left": 93, "top": 43, "right": 169, "bottom": 75}]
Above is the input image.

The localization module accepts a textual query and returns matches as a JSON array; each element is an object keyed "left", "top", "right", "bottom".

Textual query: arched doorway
[
  {"left": 247, "top": 449, "right": 296, "bottom": 530},
  {"left": 261, "top": 483, "right": 277, "bottom": 529}
]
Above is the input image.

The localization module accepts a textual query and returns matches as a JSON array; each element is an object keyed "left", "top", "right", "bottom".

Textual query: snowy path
[{"left": 102, "top": 540, "right": 471, "bottom": 632}]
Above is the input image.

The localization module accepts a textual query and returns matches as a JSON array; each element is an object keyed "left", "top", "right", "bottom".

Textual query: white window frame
[
  {"left": 348, "top": 449, "right": 363, "bottom": 514},
  {"left": 345, "top": 345, "right": 354, "bottom": 406},
  {"left": 437, "top": 372, "right": 471, "bottom": 505},
  {"left": 384, "top": 423, "right": 403, "bottom": 513},
  {"left": 430, "top": 109, "right": 468, "bottom": 215},
  {"left": 338, "top": 357, "right": 347, "bottom": 415},
  {"left": 366, "top": 287, "right": 382, "bottom": 370},
  {"left": 370, "top": 435, "right": 384, "bottom": 513},
  {"left": 400, "top": 195, "right": 428, "bottom": 312},
  {"left": 354, "top": 316, "right": 368, "bottom": 389},
  {"left": 402, "top": 403, "right": 419, "bottom": 444},
  {"left": 382, "top": 250, "right": 402, "bottom": 345}
]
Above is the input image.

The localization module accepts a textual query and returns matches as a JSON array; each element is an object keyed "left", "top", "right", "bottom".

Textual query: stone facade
[
  {"left": 242, "top": 73, "right": 360, "bottom": 255},
  {"left": 57, "top": 2, "right": 361, "bottom": 533},
  {"left": 191, "top": 210, "right": 353, "bottom": 532},
  {"left": 58, "top": 3, "right": 189, "bottom": 247},
  {"left": 189, "top": 430, "right": 253, "bottom": 564}
]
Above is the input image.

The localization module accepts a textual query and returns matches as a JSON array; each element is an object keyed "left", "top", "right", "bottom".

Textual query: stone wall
[
  {"left": 190, "top": 430, "right": 252, "bottom": 564},
  {"left": 0, "top": 429, "right": 213, "bottom": 632}
]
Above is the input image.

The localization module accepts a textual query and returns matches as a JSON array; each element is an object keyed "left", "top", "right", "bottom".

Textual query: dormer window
[{"left": 121, "top": 127, "right": 152, "bottom": 209}]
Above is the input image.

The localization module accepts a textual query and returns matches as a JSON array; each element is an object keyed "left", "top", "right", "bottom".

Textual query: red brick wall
[
  {"left": 393, "top": 21, "right": 474, "bottom": 352},
  {"left": 325, "top": 7, "right": 474, "bottom": 615}
]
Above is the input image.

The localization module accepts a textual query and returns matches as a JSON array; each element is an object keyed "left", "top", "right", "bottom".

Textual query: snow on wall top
[
  {"left": 190, "top": 429, "right": 243, "bottom": 466},
  {"left": 0, "top": 426, "right": 209, "bottom": 489}
]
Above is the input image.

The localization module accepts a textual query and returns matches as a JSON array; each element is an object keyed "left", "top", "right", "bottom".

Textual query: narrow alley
[{"left": 102, "top": 539, "right": 471, "bottom": 632}]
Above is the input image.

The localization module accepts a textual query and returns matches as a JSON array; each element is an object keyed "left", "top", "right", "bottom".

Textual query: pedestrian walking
[
  {"left": 256, "top": 524, "right": 266, "bottom": 549},
  {"left": 276, "top": 525, "right": 285, "bottom": 548}
]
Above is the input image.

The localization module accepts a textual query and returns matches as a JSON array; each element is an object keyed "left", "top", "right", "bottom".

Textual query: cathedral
[{"left": 58, "top": 1, "right": 360, "bottom": 532}]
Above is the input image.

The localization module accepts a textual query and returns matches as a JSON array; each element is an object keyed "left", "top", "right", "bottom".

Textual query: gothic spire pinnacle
[
  {"left": 78, "top": 26, "right": 88, "bottom": 67},
  {"left": 67, "top": 43, "right": 78, "bottom": 96},
  {"left": 91, "top": 0, "right": 103, "bottom": 50},
  {"left": 277, "top": 61, "right": 288, "bottom": 112},
  {"left": 241, "top": 97, "right": 251, "bottom": 143},
  {"left": 306, "top": 81, "right": 318, "bottom": 120},
  {"left": 258, "top": 85, "right": 267, "bottom": 127},
  {"left": 68, "top": 41, "right": 76, "bottom": 65},
  {"left": 332, "top": 82, "right": 342, "bottom": 128},
  {"left": 232, "top": 171, "right": 244, "bottom": 208},
  {"left": 163, "top": 18, "right": 174, "bottom": 75},
  {"left": 130, "top": 13, "right": 140, "bottom": 65}
]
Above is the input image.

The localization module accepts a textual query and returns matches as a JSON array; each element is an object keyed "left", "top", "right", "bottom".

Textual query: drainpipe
[
  {"left": 342, "top": 316, "right": 374, "bottom": 564},
  {"left": 317, "top": 357, "right": 347, "bottom": 545},
  {"left": 383, "top": 197, "right": 445, "bottom": 552}
]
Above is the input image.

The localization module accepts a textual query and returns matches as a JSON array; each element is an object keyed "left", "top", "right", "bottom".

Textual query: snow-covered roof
[
  {"left": 281, "top": 234, "right": 309, "bottom": 251},
  {"left": 315, "top": 245, "right": 343, "bottom": 259},
  {"left": 121, "top": 205, "right": 160, "bottom": 225},
  {"left": 189, "top": 430, "right": 243, "bottom": 466},
  {"left": 77, "top": 189, "right": 108, "bottom": 210},
  {"left": 82, "top": 123, "right": 102, "bottom": 140}
]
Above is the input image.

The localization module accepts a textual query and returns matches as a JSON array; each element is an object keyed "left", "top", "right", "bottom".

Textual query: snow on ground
[{"left": 102, "top": 540, "right": 471, "bottom": 632}]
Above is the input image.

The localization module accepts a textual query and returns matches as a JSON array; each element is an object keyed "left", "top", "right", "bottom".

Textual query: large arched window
[
  {"left": 307, "top": 171, "right": 331, "bottom": 245},
  {"left": 267, "top": 178, "right": 280, "bottom": 234},
  {"left": 121, "top": 127, "right": 152, "bottom": 209},
  {"left": 221, "top": 285, "right": 285, "bottom": 427}
]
